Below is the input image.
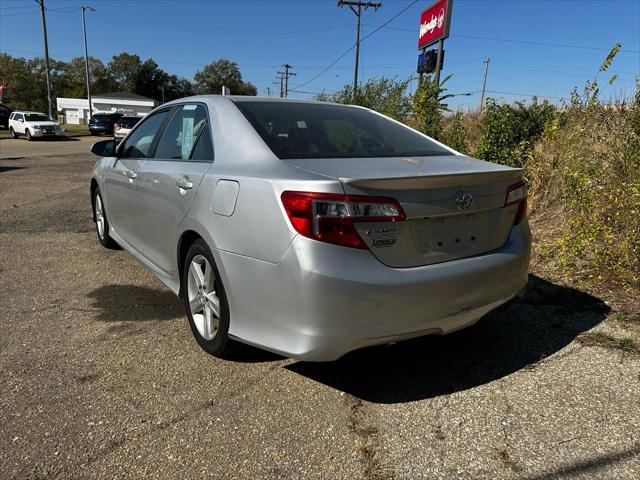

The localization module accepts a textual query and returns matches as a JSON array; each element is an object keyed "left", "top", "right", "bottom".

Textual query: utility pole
[
  {"left": 81, "top": 6, "right": 95, "bottom": 121},
  {"left": 338, "top": 0, "right": 381, "bottom": 98},
  {"left": 35, "top": 0, "right": 53, "bottom": 119},
  {"left": 277, "top": 64, "right": 296, "bottom": 98},
  {"left": 434, "top": 39, "right": 444, "bottom": 86},
  {"left": 274, "top": 73, "right": 284, "bottom": 98},
  {"left": 479, "top": 57, "right": 491, "bottom": 113}
]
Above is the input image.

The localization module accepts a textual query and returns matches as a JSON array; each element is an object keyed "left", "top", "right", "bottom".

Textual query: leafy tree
[
  {"left": 60, "top": 56, "right": 113, "bottom": 98},
  {"left": 475, "top": 98, "right": 556, "bottom": 167},
  {"left": 442, "top": 112, "right": 468, "bottom": 154},
  {"left": 411, "top": 75, "right": 452, "bottom": 139},
  {"left": 315, "top": 77, "right": 412, "bottom": 121},
  {"left": 107, "top": 53, "right": 142, "bottom": 92},
  {"left": 163, "top": 74, "right": 195, "bottom": 101},
  {"left": 194, "top": 59, "right": 255, "bottom": 95}
]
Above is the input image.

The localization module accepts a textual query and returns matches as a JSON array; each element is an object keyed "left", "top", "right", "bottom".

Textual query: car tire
[
  {"left": 182, "top": 239, "right": 234, "bottom": 358},
  {"left": 25, "top": 129, "right": 32, "bottom": 141},
  {"left": 93, "top": 187, "right": 119, "bottom": 249},
  {"left": 10, "top": 127, "right": 18, "bottom": 139}
]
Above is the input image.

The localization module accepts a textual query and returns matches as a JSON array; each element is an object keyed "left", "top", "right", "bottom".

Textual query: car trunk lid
[{"left": 287, "top": 155, "right": 524, "bottom": 267}]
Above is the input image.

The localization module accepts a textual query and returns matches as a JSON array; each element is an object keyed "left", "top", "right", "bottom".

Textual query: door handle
[
  {"left": 176, "top": 177, "right": 193, "bottom": 190},
  {"left": 121, "top": 170, "right": 137, "bottom": 179}
]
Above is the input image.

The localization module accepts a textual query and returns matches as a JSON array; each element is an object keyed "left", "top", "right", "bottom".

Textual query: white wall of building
[{"left": 56, "top": 96, "right": 157, "bottom": 124}]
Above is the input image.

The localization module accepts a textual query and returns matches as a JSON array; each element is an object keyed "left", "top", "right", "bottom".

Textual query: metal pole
[
  {"left": 434, "top": 39, "right": 444, "bottom": 86},
  {"left": 479, "top": 57, "right": 491, "bottom": 113},
  {"left": 338, "top": 1, "right": 381, "bottom": 99},
  {"left": 353, "top": 4, "right": 361, "bottom": 96},
  {"left": 81, "top": 6, "right": 95, "bottom": 122},
  {"left": 36, "top": 0, "right": 53, "bottom": 119}
]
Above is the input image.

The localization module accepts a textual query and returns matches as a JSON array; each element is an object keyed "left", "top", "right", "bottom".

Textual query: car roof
[{"left": 14, "top": 111, "right": 47, "bottom": 115}]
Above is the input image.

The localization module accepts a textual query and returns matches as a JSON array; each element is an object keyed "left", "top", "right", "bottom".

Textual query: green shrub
[{"left": 475, "top": 99, "right": 556, "bottom": 167}]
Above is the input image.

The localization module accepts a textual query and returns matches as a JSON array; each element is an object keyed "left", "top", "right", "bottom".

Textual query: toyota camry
[{"left": 89, "top": 96, "right": 531, "bottom": 361}]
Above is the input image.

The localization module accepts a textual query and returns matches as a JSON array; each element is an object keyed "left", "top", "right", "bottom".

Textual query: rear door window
[
  {"left": 189, "top": 123, "right": 214, "bottom": 161},
  {"left": 154, "top": 104, "right": 208, "bottom": 160}
]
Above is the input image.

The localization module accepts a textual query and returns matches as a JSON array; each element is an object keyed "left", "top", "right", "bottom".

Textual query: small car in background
[
  {"left": 114, "top": 115, "right": 142, "bottom": 138},
  {"left": 0, "top": 103, "right": 13, "bottom": 128},
  {"left": 89, "top": 112, "right": 123, "bottom": 136},
  {"left": 8, "top": 111, "right": 63, "bottom": 140}
]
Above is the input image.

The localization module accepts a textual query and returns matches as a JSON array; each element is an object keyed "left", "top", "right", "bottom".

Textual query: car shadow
[
  {"left": 87, "top": 284, "right": 183, "bottom": 322},
  {"left": 286, "top": 275, "right": 610, "bottom": 404},
  {"left": 0, "top": 165, "right": 25, "bottom": 173}
]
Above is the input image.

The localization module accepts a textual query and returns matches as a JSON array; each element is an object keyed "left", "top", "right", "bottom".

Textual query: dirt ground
[{"left": 1, "top": 148, "right": 639, "bottom": 479}]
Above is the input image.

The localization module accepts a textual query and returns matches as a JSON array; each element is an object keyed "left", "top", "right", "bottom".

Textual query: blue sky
[{"left": 1, "top": 0, "right": 638, "bottom": 109}]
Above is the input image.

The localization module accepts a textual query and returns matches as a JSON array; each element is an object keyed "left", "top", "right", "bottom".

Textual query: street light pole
[{"left": 81, "top": 6, "right": 95, "bottom": 122}]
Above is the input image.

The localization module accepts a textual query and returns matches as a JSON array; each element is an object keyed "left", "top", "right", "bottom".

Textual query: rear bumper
[
  {"left": 89, "top": 126, "right": 112, "bottom": 134},
  {"left": 221, "top": 221, "right": 531, "bottom": 361}
]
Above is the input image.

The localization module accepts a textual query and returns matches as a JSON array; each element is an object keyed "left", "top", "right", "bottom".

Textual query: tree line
[{"left": 0, "top": 53, "right": 257, "bottom": 112}]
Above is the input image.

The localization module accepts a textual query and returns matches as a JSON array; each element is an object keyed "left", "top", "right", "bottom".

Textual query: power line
[
  {"left": 293, "top": 0, "right": 418, "bottom": 90},
  {"left": 363, "top": 23, "right": 640, "bottom": 54},
  {"left": 338, "top": 0, "right": 382, "bottom": 97}
]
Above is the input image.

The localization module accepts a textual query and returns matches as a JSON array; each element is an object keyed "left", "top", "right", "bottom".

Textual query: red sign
[{"left": 418, "top": 0, "right": 452, "bottom": 49}]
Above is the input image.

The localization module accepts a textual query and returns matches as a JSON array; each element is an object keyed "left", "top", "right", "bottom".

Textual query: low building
[{"left": 56, "top": 92, "right": 159, "bottom": 124}]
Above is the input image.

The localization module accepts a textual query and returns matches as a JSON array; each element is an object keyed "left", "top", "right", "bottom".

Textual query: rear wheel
[
  {"left": 25, "top": 129, "right": 32, "bottom": 141},
  {"left": 93, "top": 188, "right": 119, "bottom": 249},
  {"left": 182, "top": 239, "right": 233, "bottom": 357},
  {"left": 10, "top": 127, "right": 18, "bottom": 139}
]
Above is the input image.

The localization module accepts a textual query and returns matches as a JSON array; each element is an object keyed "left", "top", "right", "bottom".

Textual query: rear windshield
[
  {"left": 234, "top": 101, "right": 452, "bottom": 159},
  {"left": 25, "top": 113, "right": 50, "bottom": 122},
  {"left": 119, "top": 117, "right": 140, "bottom": 128},
  {"left": 93, "top": 114, "right": 114, "bottom": 121}
]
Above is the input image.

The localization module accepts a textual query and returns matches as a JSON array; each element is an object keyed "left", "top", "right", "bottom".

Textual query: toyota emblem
[{"left": 455, "top": 192, "right": 473, "bottom": 210}]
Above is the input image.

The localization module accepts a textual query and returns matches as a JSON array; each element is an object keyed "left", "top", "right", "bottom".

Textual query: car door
[
  {"left": 14, "top": 113, "right": 25, "bottom": 134},
  {"left": 102, "top": 108, "right": 170, "bottom": 253},
  {"left": 136, "top": 103, "right": 214, "bottom": 274}
]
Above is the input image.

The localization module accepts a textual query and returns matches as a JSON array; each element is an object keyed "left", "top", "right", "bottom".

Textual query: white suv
[{"left": 8, "top": 111, "right": 63, "bottom": 140}]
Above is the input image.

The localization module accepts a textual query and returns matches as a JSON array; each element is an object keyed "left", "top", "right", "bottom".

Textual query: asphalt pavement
[
  {"left": 0, "top": 135, "right": 100, "bottom": 159},
  {"left": 1, "top": 143, "right": 638, "bottom": 479}
]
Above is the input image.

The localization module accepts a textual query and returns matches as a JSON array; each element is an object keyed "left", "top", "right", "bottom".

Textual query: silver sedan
[{"left": 89, "top": 96, "right": 531, "bottom": 361}]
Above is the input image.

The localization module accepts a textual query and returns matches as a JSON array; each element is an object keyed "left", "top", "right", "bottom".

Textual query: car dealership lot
[{"left": 1, "top": 144, "right": 639, "bottom": 479}]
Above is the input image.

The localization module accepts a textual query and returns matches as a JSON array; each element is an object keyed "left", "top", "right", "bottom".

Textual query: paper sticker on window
[
  {"left": 183, "top": 105, "right": 198, "bottom": 111},
  {"left": 181, "top": 117, "right": 194, "bottom": 159}
]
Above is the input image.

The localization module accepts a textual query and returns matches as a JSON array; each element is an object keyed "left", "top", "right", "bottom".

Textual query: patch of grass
[
  {"left": 577, "top": 332, "right": 638, "bottom": 353},
  {"left": 343, "top": 394, "right": 394, "bottom": 480},
  {"left": 497, "top": 449, "right": 523, "bottom": 473},
  {"left": 60, "top": 124, "right": 90, "bottom": 136}
]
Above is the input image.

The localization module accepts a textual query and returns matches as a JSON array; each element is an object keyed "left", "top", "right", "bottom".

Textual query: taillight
[
  {"left": 114, "top": 123, "right": 120, "bottom": 129},
  {"left": 505, "top": 182, "right": 528, "bottom": 225},
  {"left": 280, "top": 191, "right": 406, "bottom": 249}
]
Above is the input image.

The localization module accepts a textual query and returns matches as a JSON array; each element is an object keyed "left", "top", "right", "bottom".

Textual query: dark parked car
[
  {"left": 0, "top": 103, "right": 13, "bottom": 128},
  {"left": 89, "top": 113, "right": 123, "bottom": 135}
]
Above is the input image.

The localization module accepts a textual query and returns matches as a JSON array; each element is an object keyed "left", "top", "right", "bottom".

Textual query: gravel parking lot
[{"left": 1, "top": 143, "right": 639, "bottom": 479}]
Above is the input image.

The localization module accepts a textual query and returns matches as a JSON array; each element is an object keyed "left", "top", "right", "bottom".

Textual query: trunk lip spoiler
[{"left": 340, "top": 168, "right": 525, "bottom": 190}]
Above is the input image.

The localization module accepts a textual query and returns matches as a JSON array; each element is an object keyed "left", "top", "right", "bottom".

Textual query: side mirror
[
  {"left": 18, "top": 119, "right": 24, "bottom": 123},
  {"left": 91, "top": 139, "right": 116, "bottom": 157}
]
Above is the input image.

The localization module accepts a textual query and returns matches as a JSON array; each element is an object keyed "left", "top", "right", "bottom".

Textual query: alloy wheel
[
  {"left": 187, "top": 255, "right": 220, "bottom": 340},
  {"left": 95, "top": 194, "right": 105, "bottom": 240}
]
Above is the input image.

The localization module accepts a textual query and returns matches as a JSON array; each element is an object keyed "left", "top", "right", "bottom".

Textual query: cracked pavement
[{"left": 1, "top": 149, "right": 639, "bottom": 479}]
